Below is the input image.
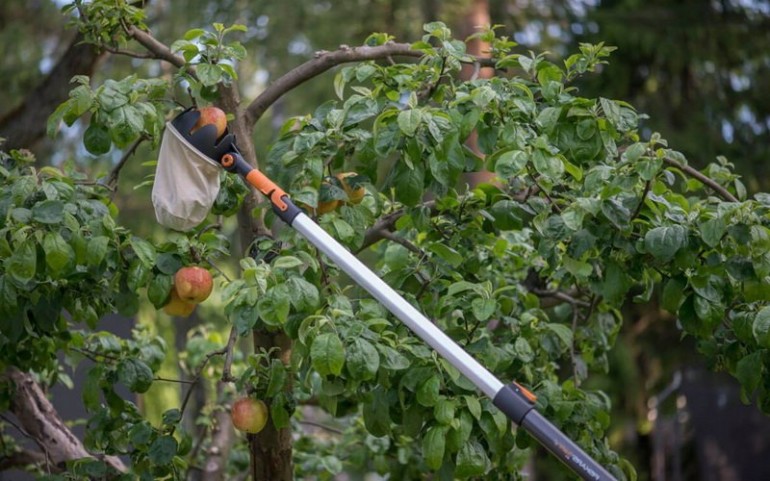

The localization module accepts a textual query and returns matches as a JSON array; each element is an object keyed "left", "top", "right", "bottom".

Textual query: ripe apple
[
  {"left": 335, "top": 172, "right": 366, "bottom": 204},
  {"left": 231, "top": 397, "right": 268, "bottom": 434},
  {"left": 174, "top": 266, "right": 213, "bottom": 304},
  {"left": 190, "top": 106, "right": 228, "bottom": 139},
  {"left": 316, "top": 199, "right": 339, "bottom": 215},
  {"left": 162, "top": 289, "right": 196, "bottom": 317}
]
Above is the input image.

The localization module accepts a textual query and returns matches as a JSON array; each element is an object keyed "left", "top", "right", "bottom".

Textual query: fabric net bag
[{"left": 152, "top": 108, "right": 237, "bottom": 231}]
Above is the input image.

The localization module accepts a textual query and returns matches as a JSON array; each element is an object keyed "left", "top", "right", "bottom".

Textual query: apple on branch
[
  {"left": 174, "top": 266, "right": 213, "bottom": 304},
  {"left": 162, "top": 289, "right": 196, "bottom": 317},
  {"left": 231, "top": 397, "right": 269, "bottom": 434}
]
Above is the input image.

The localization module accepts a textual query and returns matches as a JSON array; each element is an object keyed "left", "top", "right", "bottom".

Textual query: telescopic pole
[{"left": 220, "top": 152, "right": 618, "bottom": 481}]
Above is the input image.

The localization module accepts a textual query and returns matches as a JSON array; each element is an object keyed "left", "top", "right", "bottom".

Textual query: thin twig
[
  {"left": 221, "top": 327, "right": 239, "bottom": 382},
  {"left": 298, "top": 420, "right": 344, "bottom": 435},
  {"left": 570, "top": 306, "right": 580, "bottom": 386},
  {"left": 106, "top": 135, "right": 147, "bottom": 189},
  {"left": 663, "top": 156, "right": 738, "bottom": 202},
  {"left": 205, "top": 257, "right": 232, "bottom": 283},
  {"left": 531, "top": 288, "right": 591, "bottom": 307},
  {"left": 154, "top": 376, "right": 196, "bottom": 384},
  {"left": 380, "top": 230, "right": 425, "bottom": 257},
  {"left": 631, "top": 180, "right": 651, "bottom": 220},
  {"left": 0, "top": 413, "right": 54, "bottom": 473},
  {"left": 102, "top": 46, "right": 154, "bottom": 59}
]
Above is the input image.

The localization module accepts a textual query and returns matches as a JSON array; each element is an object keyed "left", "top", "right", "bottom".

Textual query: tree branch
[
  {"left": 245, "top": 42, "right": 423, "bottom": 126},
  {"left": 127, "top": 25, "right": 185, "bottom": 69},
  {"left": 200, "top": 383, "right": 234, "bottom": 481},
  {"left": 0, "top": 448, "right": 51, "bottom": 473},
  {"left": 4, "top": 368, "right": 126, "bottom": 473},
  {"left": 663, "top": 155, "right": 738, "bottom": 202}
]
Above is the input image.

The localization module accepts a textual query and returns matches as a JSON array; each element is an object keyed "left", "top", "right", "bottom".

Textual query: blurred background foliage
[{"left": 1, "top": 0, "right": 769, "bottom": 480}]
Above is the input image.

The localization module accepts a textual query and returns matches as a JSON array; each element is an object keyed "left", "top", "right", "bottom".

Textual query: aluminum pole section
[{"left": 292, "top": 212, "right": 504, "bottom": 398}]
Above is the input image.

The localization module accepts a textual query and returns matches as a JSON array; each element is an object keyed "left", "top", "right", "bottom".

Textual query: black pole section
[{"left": 523, "top": 411, "right": 616, "bottom": 481}]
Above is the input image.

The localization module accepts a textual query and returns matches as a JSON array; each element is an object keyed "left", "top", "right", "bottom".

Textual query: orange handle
[{"left": 221, "top": 153, "right": 289, "bottom": 211}]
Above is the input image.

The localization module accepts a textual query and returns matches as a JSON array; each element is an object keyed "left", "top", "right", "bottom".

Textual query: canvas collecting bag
[{"left": 151, "top": 121, "right": 222, "bottom": 231}]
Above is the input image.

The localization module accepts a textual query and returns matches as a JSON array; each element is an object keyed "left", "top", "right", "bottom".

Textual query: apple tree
[{"left": 2, "top": 2, "right": 770, "bottom": 481}]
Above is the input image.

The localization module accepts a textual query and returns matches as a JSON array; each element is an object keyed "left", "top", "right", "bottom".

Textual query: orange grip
[{"left": 245, "top": 169, "right": 289, "bottom": 211}]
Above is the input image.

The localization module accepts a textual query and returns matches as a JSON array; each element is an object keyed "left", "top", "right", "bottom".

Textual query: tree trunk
[
  {"left": 458, "top": 0, "right": 495, "bottom": 188},
  {"left": 250, "top": 330, "right": 293, "bottom": 481},
  {"left": 0, "top": 33, "right": 105, "bottom": 151},
  {"left": 218, "top": 82, "right": 294, "bottom": 480}
]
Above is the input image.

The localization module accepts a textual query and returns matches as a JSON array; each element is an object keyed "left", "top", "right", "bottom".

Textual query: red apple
[
  {"left": 231, "top": 397, "right": 268, "bottom": 434},
  {"left": 190, "top": 106, "right": 227, "bottom": 139},
  {"left": 174, "top": 266, "right": 213, "bottom": 304},
  {"left": 162, "top": 289, "right": 196, "bottom": 317}
]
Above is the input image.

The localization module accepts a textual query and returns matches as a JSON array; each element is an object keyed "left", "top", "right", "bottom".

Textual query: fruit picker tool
[{"left": 164, "top": 109, "right": 618, "bottom": 481}]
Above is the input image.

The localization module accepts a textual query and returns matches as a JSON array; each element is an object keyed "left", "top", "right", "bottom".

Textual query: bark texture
[
  {"left": 5, "top": 367, "right": 126, "bottom": 473},
  {"left": 0, "top": 33, "right": 105, "bottom": 150}
]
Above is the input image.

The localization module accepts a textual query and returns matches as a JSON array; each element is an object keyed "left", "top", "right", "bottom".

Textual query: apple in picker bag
[{"left": 190, "top": 106, "right": 228, "bottom": 140}]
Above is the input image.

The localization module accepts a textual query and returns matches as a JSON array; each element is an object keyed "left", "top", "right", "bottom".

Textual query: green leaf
[
  {"left": 130, "top": 236, "right": 156, "bottom": 268},
  {"left": 700, "top": 217, "right": 726, "bottom": 248},
  {"left": 545, "top": 323, "right": 574, "bottom": 349},
  {"left": 42, "top": 232, "right": 74, "bottom": 275},
  {"left": 82, "top": 366, "right": 103, "bottom": 412},
  {"left": 196, "top": 63, "right": 223, "bottom": 87},
  {"left": 532, "top": 149, "right": 564, "bottom": 179},
  {"left": 127, "top": 260, "right": 151, "bottom": 291},
  {"left": 86, "top": 236, "right": 110, "bottom": 267},
  {"left": 7, "top": 239, "right": 37, "bottom": 283},
  {"left": 644, "top": 225, "right": 687, "bottom": 260},
  {"left": 273, "top": 256, "right": 304, "bottom": 269},
  {"left": 83, "top": 124, "right": 112, "bottom": 155},
  {"left": 258, "top": 284, "right": 291, "bottom": 326},
  {"left": 597, "top": 261, "right": 632, "bottom": 304},
  {"left": 271, "top": 395, "right": 291, "bottom": 429},
  {"left": 490, "top": 200, "right": 522, "bottom": 230},
  {"left": 455, "top": 440, "right": 490, "bottom": 478},
  {"left": 429, "top": 242, "right": 463, "bottom": 267},
  {"left": 465, "top": 396, "right": 482, "bottom": 420},
  {"left": 422, "top": 426, "right": 448, "bottom": 470},
  {"left": 286, "top": 277, "right": 319, "bottom": 311},
  {"left": 162, "top": 408, "right": 182, "bottom": 425},
  {"left": 494, "top": 150, "right": 528, "bottom": 178},
  {"left": 736, "top": 352, "right": 762, "bottom": 399},
  {"left": 393, "top": 163, "right": 425, "bottom": 207},
  {"left": 346, "top": 338, "right": 380, "bottom": 381},
  {"left": 398, "top": 109, "right": 423, "bottom": 136},
  {"left": 311, "top": 333, "right": 345, "bottom": 376},
  {"left": 471, "top": 298, "right": 497, "bottom": 321},
  {"left": 434, "top": 398, "right": 456, "bottom": 425},
  {"left": 129, "top": 422, "right": 153, "bottom": 447},
  {"left": 377, "top": 345, "right": 410, "bottom": 370},
  {"left": 148, "top": 435, "right": 178, "bottom": 465},
  {"left": 417, "top": 375, "right": 441, "bottom": 407},
  {"left": 155, "top": 252, "right": 183, "bottom": 275},
  {"left": 753, "top": 306, "right": 770, "bottom": 348},
  {"left": 661, "top": 277, "right": 686, "bottom": 313},
  {"left": 32, "top": 200, "right": 64, "bottom": 224},
  {"left": 117, "top": 358, "right": 154, "bottom": 393},
  {"left": 363, "top": 387, "right": 390, "bottom": 436},
  {"left": 147, "top": 273, "right": 174, "bottom": 308},
  {"left": 266, "top": 359, "right": 287, "bottom": 398}
]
